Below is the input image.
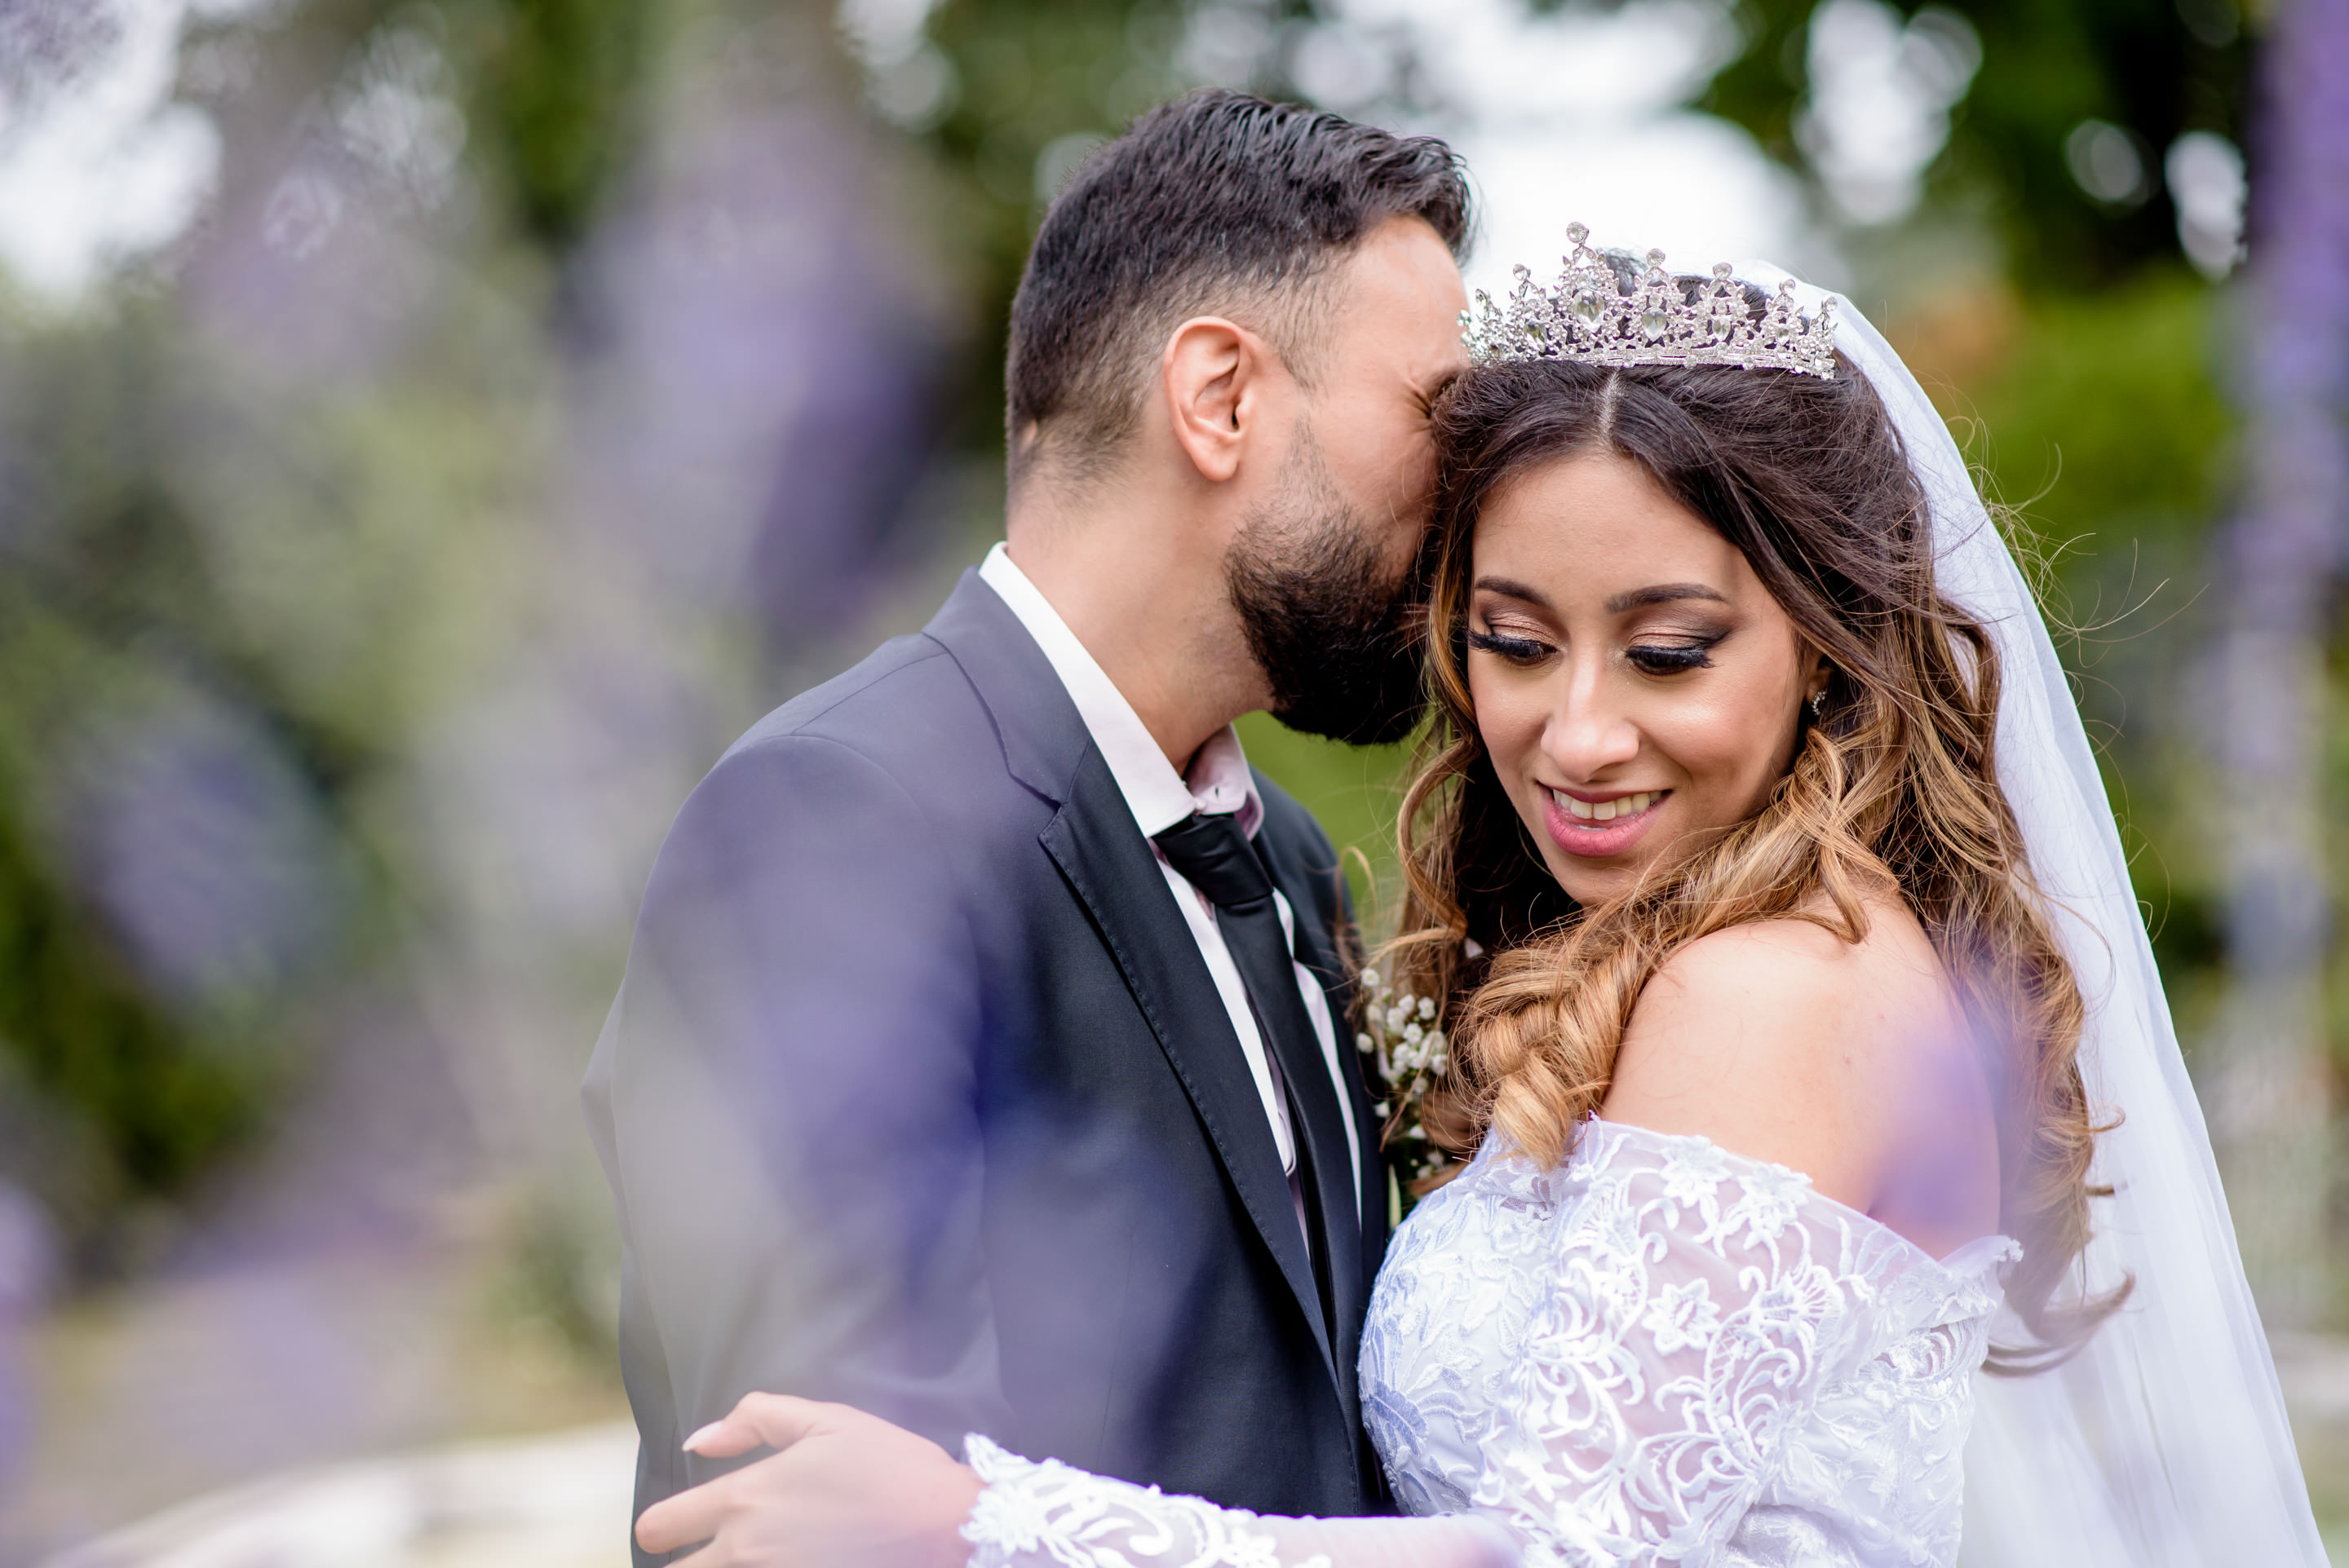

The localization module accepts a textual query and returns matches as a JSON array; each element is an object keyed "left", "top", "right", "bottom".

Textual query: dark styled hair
[
  {"left": 1384, "top": 351, "right": 2123, "bottom": 1371},
  {"left": 1006, "top": 89, "right": 1470, "bottom": 484}
]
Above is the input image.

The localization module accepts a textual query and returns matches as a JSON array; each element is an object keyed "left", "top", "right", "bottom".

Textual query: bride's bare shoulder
[
  {"left": 1628, "top": 897, "right": 1946, "bottom": 1038},
  {"left": 1601, "top": 896, "right": 1964, "bottom": 1211}
]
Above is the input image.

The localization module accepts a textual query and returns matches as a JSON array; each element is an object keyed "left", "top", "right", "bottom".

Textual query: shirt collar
[{"left": 979, "top": 542, "right": 1262, "bottom": 840}]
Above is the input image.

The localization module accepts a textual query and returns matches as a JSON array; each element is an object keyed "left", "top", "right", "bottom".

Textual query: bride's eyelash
[
  {"left": 1627, "top": 634, "right": 1727, "bottom": 674},
  {"left": 1467, "top": 629, "right": 1551, "bottom": 665}
]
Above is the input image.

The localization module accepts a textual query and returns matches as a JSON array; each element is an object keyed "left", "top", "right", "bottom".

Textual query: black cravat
[{"left": 1152, "top": 810, "right": 1357, "bottom": 1323}]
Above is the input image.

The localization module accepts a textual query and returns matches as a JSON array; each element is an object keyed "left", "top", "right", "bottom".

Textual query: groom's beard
[{"left": 1224, "top": 428, "right": 1430, "bottom": 748}]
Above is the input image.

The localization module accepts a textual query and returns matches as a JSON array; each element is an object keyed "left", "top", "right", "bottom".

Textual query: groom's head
[{"left": 1006, "top": 91, "right": 1471, "bottom": 744}]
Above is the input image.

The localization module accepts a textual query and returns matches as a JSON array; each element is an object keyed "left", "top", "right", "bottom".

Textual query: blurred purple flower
[
  {"left": 2205, "top": 0, "right": 2349, "bottom": 1326},
  {"left": 568, "top": 81, "right": 954, "bottom": 650},
  {"left": 67, "top": 690, "right": 344, "bottom": 1012}
]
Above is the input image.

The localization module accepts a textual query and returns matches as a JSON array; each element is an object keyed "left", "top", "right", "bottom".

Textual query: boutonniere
[{"left": 1355, "top": 965, "right": 1453, "bottom": 1217}]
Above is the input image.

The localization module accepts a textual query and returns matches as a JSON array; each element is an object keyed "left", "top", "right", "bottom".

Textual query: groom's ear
[{"left": 1161, "top": 316, "right": 1285, "bottom": 485}]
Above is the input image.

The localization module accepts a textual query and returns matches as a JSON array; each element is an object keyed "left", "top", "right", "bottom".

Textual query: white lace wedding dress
[{"left": 962, "top": 1119, "right": 2016, "bottom": 1568}]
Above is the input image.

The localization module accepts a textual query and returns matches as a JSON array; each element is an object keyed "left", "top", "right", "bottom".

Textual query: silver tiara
[{"left": 1461, "top": 223, "right": 1838, "bottom": 380}]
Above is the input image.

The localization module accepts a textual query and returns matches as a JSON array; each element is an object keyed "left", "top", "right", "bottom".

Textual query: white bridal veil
[{"left": 1730, "top": 264, "right": 2328, "bottom": 1566}]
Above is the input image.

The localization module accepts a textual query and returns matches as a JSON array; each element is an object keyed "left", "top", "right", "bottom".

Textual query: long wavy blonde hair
[{"left": 1385, "top": 356, "right": 2123, "bottom": 1369}]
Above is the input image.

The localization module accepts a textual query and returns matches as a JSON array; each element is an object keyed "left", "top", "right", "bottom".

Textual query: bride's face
[{"left": 1466, "top": 450, "right": 1825, "bottom": 907}]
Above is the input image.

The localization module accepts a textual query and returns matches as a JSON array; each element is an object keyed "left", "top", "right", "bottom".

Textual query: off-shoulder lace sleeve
[
  {"left": 1470, "top": 1125, "right": 1911, "bottom": 1566},
  {"left": 962, "top": 1435, "right": 1515, "bottom": 1568}
]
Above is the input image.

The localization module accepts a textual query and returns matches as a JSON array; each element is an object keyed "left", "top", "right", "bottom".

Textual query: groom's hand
[{"left": 634, "top": 1393, "right": 981, "bottom": 1568}]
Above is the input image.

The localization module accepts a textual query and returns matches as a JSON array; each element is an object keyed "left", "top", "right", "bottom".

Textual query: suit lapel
[
  {"left": 1042, "top": 754, "right": 1339, "bottom": 1390},
  {"left": 922, "top": 572, "right": 1087, "bottom": 804},
  {"left": 929, "top": 569, "right": 1350, "bottom": 1402}
]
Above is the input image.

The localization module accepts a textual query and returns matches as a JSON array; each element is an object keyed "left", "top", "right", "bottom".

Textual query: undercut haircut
[{"left": 1006, "top": 89, "right": 1471, "bottom": 487}]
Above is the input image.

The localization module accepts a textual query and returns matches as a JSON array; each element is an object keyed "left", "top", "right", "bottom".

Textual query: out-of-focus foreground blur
[{"left": 0, "top": 0, "right": 2339, "bottom": 1561}]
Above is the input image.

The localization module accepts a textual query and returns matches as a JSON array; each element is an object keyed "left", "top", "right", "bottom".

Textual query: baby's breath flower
[{"left": 1357, "top": 963, "right": 1451, "bottom": 1189}]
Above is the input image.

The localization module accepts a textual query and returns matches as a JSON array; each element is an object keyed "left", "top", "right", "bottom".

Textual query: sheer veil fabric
[{"left": 1734, "top": 266, "right": 2326, "bottom": 1566}]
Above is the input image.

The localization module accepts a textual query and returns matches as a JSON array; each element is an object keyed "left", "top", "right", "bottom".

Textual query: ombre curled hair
[{"left": 1384, "top": 355, "right": 2124, "bottom": 1369}]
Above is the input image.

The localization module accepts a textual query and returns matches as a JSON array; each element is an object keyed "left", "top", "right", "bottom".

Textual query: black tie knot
[{"left": 1153, "top": 811, "right": 1274, "bottom": 913}]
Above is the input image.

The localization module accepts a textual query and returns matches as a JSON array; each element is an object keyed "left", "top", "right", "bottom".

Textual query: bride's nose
[{"left": 1540, "top": 660, "right": 1641, "bottom": 779}]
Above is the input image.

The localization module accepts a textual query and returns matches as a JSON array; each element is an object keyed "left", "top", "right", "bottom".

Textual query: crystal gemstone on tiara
[{"left": 1459, "top": 224, "right": 1838, "bottom": 380}]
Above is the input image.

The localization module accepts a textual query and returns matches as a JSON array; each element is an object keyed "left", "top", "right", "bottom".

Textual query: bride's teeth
[{"left": 1555, "top": 788, "right": 1670, "bottom": 823}]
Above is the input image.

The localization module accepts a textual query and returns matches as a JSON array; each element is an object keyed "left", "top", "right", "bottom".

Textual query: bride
[{"left": 633, "top": 238, "right": 2326, "bottom": 1567}]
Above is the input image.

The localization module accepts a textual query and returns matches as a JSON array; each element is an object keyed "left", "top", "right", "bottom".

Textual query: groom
[{"left": 586, "top": 89, "right": 1470, "bottom": 1562}]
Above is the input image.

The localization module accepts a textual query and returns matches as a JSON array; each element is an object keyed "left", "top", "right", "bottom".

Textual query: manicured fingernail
[{"left": 683, "top": 1421, "right": 724, "bottom": 1453}]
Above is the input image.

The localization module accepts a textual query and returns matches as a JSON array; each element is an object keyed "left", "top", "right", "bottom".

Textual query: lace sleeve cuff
[{"left": 962, "top": 1435, "right": 1331, "bottom": 1568}]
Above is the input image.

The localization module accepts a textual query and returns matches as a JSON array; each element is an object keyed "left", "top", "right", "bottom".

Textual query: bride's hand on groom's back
[{"left": 634, "top": 1393, "right": 979, "bottom": 1568}]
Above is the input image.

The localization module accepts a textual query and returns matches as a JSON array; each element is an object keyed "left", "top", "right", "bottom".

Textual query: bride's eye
[
  {"left": 1467, "top": 628, "right": 1553, "bottom": 666},
  {"left": 1626, "top": 638, "right": 1722, "bottom": 675}
]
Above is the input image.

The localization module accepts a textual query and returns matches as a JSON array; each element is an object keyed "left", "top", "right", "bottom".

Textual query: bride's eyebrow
[
  {"left": 1605, "top": 582, "right": 1728, "bottom": 613},
  {"left": 1471, "top": 574, "right": 1553, "bottom": 610}
]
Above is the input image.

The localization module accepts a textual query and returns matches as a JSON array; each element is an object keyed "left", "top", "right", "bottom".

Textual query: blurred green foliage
[
  {"left": 0, "top": 0, "right": 614, "bottom": 1265},
  {"left": 456, "top": 0, "right": 661, "bottom": 250},
  {"left": 1236, "top": 713, "right": 1414, "bottom": 908},
  {"left": 0, "top": 791, "right": 264, "bottom": 1221},
  {"left": 1949, "top": 275, "right": 2236, "bottom": 1005},
  {"left": 1704, "top": 0, "right": 2249, "bottom": 286},
  {"left": 1962, "top": 279, "right": 2234, "bottom": 541},
  {"left": 0, "top": 315, "right": 303, "bottom": 1262}
]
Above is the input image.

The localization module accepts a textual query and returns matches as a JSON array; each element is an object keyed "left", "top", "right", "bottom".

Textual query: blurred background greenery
[{"left": 2, "top": 0, "right": 2334, "bottom": 1557}]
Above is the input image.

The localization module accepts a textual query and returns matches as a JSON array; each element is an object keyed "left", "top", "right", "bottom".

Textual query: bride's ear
[
  {"left": 1803, "top": 647, "right": 1833, "bottom": 713},
  {"left": 1161, "top": 316, "right": 1285, "bottom": 484}
]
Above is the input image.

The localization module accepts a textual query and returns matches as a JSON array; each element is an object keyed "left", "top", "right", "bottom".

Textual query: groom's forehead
[
  {"left": 1340, "top": 215, "right": 1466, "bottom": 296},
  {"left": 1320, "top": 219, "right": 1471, "bottom": 364}
]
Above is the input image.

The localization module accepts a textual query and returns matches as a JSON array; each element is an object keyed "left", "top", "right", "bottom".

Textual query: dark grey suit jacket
[{"left": 583, "top": 571, "right": 1389, "bottom": 1561}]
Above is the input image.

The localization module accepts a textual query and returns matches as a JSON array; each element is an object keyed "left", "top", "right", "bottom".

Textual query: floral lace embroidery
[
  {"left": 963, "top": 1435, "right": 1332, "bottom": 1568},
  {"left": 1364, "top": 1120, "right": 2015, "bottom": 1568}
]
